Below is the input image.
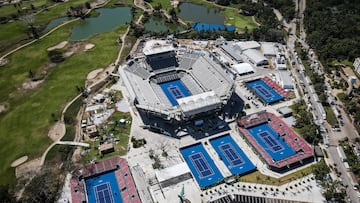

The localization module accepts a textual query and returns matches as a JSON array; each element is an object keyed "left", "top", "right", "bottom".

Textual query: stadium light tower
[{"left": 178, "top": 184, "right": 185, "bottom": 203}]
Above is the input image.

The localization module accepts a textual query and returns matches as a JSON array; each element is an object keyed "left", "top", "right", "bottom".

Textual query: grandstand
[
  {"left": 70, "top": 157, "right": 140, "bottom": 203},
  {"left": 237, "top": 111, "right": 314, "bottom": 172},
  {"left": 120, "top": 39, "right": 235, "bottom": 128}
]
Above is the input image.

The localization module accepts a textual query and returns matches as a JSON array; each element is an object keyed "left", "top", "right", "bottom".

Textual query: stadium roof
[
  {"left": 242, "top": 49, "right": 267, "bottom": 66},
  {"left": 143, "top": 40, "right": 175, "bottom": 56},
  {"left": 155, "top": 162, "right": 190, "bottom": 183},
  {"left": 178, "top": 91, "right": 222, "bottom": 117},
  {"left": 231, "top": 63, "right": 254, "bottom": 75},
  {"left": 235, "top": 41, "right": 260, "bottom": 51},
  {"left": 261, "top": 42, "right": 277, "bottom": 56}
]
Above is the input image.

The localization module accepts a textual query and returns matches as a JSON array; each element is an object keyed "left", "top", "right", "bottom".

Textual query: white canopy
[{"left": 231, "top": 63, "right": 254, "bottom": 75}]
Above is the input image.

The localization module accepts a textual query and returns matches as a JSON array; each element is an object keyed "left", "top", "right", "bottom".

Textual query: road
[{"left": 277, "top": 0, "right": 360, "bottom": 202}]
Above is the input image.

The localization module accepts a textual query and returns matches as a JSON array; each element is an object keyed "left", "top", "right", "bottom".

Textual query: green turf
[
  {"left": 0, "top": 21, "right": 127, "bottom": 185},
  {"left": 221, "top": 9, "right": 257, "bottom": 31},
  {"left": 325, "top": 106, "right": 338, "bottom": 126},
  {"left": 0, "top": 0, "right": 50, "bottom": 18},
  {"left": 150, "top": 0, "right": 172, "bottom": 11}
]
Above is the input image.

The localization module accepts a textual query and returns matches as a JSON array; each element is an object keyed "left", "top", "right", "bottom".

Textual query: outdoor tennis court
[
  {"left": 85, "top": 171, "right": 123, "bottom": 203},
  {"left": 180, "top": 143, "right": 223, "bottom": 188},
  {"left": 210, "top": 134, "right": 256, "bottom": 175},
  {"left": 247, "top": 123, "right": 296, "bottom": 161},
  {"left": 246, "top": 79, "right": 283, "bottom": 104},
  {"left": 159, "top": 80, "right": 191, "bottom": 106}
]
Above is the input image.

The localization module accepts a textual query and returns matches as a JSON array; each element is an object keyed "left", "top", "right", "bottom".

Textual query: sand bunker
[
  {"left": 22, "top": 80, "right": 43, "bottom": 90},
  {"left": 47, "top": 41, "right": 68, "bottom": 51},
  {"left": 87, "top": 68, "right": 104, "bottom": 80},
  {"left": 11, "top": 156, "right": 28, "bottom": 167},
  {"left": 85, "top": 43, "right": 95, "bottom": 50}
]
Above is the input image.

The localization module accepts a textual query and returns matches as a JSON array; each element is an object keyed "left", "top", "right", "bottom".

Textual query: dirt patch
[
  {"left": 47, "top": 41, "right": 68, "bottom": 51},
  {"left": 11, "top": 156, "right": 28, "bottom": 167},
  {"left": 48, "top": 122, "right": 66, "bottom": 142},
  {"left": 85, "top": 43, "right": 95, "bottom": 51},
  {"left": 87, "top": 68, "right": 104, "bottom": 80},
  {"left": 22, "top": 79, "right": 44, "bottom": 90},
  {"left": 15, "top": 158, "right": 42, "bottom": 178}
]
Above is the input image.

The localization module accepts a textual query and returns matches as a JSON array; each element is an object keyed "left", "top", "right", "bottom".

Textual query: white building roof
[
  {"left": 242, "top": 49, "right": 267, "bottom": 65},
  {"left": 177, "top": 91, "right": 222, "bottom": 117},
  {"left": 143, "top": 40, "right": 175, "bottom": 56},
  {"left": 235, "top": 41, "right": 260, "bottom": 51},
  {"left": 279, "top": 70, "right": 293, "bottom": 89},
  {"left": 261, "top": 42, "right": 277, "bottom": 56},
  {"left": 155, "top": 162, "right": 190, "bottom": 183},
  {"left": 231, "top": 63, "right": 254, "bottom": 75}
]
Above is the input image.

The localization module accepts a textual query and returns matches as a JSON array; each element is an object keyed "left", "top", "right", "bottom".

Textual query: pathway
[{"left": 0, "top": 0, "right": 110, "bottom": 62}]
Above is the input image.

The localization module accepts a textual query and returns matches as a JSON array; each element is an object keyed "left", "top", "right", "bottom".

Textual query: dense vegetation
[
  {"left": 291, "top": 100, "right": 321, "bottom": 145},
  {"left": 304, "top": 0, "right": 360, "bottom": 63}
]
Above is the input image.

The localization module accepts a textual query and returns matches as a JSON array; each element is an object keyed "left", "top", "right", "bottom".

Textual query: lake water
[
  {"left": 178, "top": 3, "right": 225, "bottom": 24},
  {"left": 144, "top": 17, "right": 184, "bottom": 33},
  {"left": 43, "top": 17, "right": 72, "bottom": 33},
  {"left": 69, "top": 7, "right": 131, "bottom": 41}
]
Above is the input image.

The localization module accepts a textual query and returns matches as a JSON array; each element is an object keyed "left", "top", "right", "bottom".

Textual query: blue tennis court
[
  {"left": 246, "top": 79, "right": 283, "bottom": 104},
  {"left": 85, "top": 171, "right": 123, "bottom": 203},
  {"left": 247, "top": 123, "right": 296, "bottom": 161},
  {"left": 210, "top": 134, "right": 256, "bottom": 175},
  {"left": 180, "top": 144, "right": 224, "bottom": 188},
  {"left": 159, "top": 80, "right": 191, "bottom": 106}
]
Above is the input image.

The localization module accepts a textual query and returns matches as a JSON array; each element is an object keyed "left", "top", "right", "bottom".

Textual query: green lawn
[
  {"left": 0, "top": 0, "right": 50, "bottom": 18},
  {"left": 150, "top": 0, "right": 172, "bottom": 11},
  {"left": 82, "top": 111, "right": 132, "bottom": 164},
  {"left": 238, "top": 165, "right": 313, "bottom": 186},
  {"left": 325, "top": 106, "right": 338, "bottom": 126},
  {"left": 221, "top": 8, "right": 257, "bottom": 31},
  {"left": 0, "top": 22, "right": 127, "bottom": 185}
]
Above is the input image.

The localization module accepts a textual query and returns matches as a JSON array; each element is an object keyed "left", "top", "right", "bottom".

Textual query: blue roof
[{"left": 192, "top": 23, "right": 235, "bottom": 32}]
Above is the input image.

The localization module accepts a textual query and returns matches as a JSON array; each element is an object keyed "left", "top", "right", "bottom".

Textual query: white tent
[{"left": 231, "top": 63, "right": 255, "bottom": 75}]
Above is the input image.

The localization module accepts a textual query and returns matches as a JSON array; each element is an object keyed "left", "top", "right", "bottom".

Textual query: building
[
  {"left": 220, "top": 43, "right": 243, "bottom": 63},
  {"left": 98, "top": 143, "right": 115, "bottom": 155},
  {"left": 354, "top": 57, "right": 360, "bottom": 74},
  {"left": 242, "top": 49, "right": 268, "bottom": 66},
  {"left": 119, "top": 39, "right": 234, "bottom": 128},
  {"left": 231, "top": 63, "right": 254, "bottom": 75},
  {"left": 279, "top": 70, "right": 294, "bottom": 90},
  {"left": 235, "top": 41, "right": 261, "bottom": 51},
  {"left": 261, "top": 42, "right": 277, "bottom": 57}
]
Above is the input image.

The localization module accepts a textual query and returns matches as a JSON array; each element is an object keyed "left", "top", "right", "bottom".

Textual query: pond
[
  {"left": 178, "top": 3, "right": 225, "bottom": 24},
  {"left": 43, "top": 17, "right": 72, "bottom": 33},
  {"left": 69, "top": 7, "right": 132, "bottom": 41},
  {"left": 144, "top": 17, "right": 184, "bottom": 33}
]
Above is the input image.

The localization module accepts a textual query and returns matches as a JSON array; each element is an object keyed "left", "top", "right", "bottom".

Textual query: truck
[
  {"left": 337, "top": 146, "right": 347, "bottom": 162},
  {"left": 348, "top": 171, "right": 359, "bottom": 190},
  {"left": 344, "top": 162, "right": 351, "bottom": 171}
]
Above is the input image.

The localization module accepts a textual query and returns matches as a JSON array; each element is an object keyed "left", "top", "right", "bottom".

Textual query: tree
[
  {"left": 0, "top": 185, "right": 16, "bottom": 203},
  {"left": 20, "top": 13, "right": 39, "bottom": 39},
  {"left": 21, "top": 169, "right": 64, "bottom": 203},
  {"left": 84, "top": 2, "right": 91, "bottom": 9}
]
